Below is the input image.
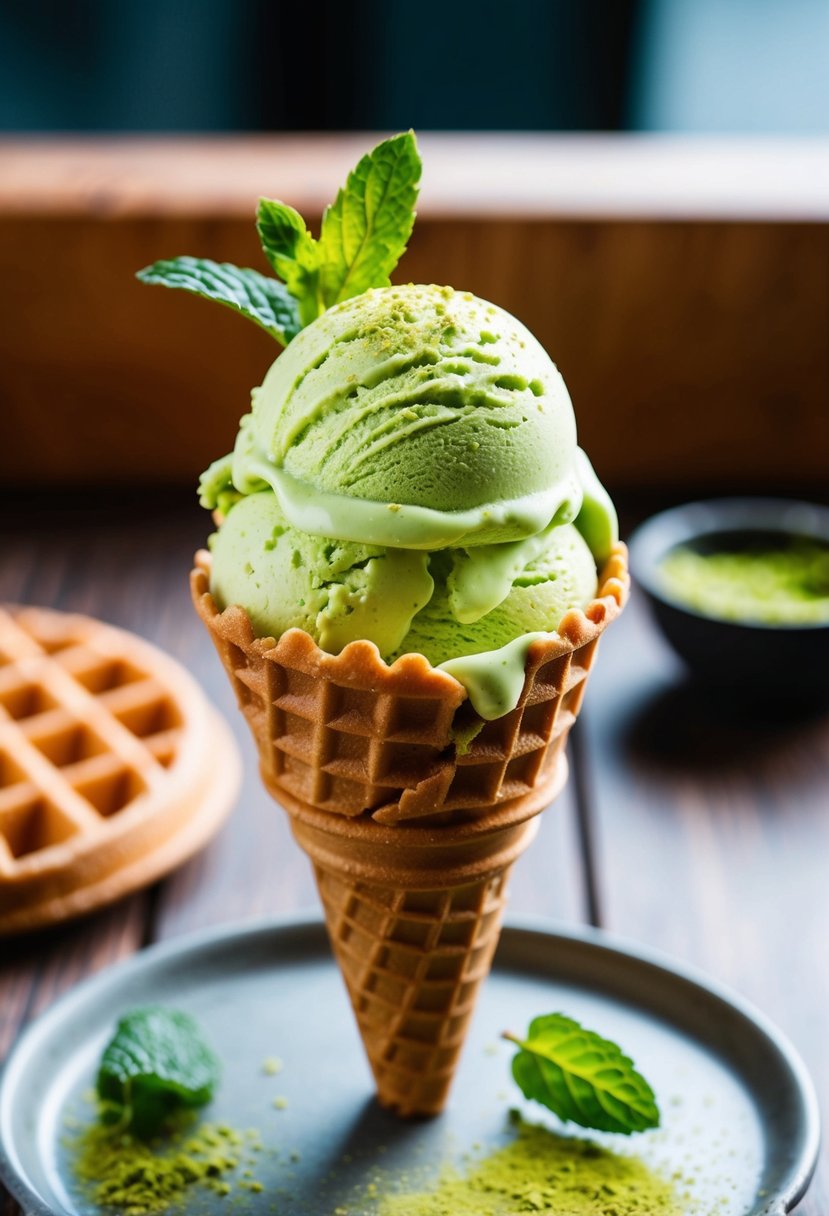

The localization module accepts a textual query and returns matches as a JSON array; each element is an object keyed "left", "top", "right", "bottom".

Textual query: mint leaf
[
  {"left": 504, "top": 1014, "right": 660, "bottom": 1135},
  {"left": 256, "top": 200, "right": 321, "bottom": 327},
  {"left": 136, "top": 256, "right": 301, "bottom": 344},
  {"left": 97, "top": 1007, "right": 220, "bottom": 1138},
  {"left": 318, "top": 130, "right": 421, "bottom": 307}
]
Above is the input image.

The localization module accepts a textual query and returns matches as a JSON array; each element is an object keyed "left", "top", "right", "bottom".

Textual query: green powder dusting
[
  {"left": 67, "top": 1117, "right": 262, "bottom": 1215},
  {"left": 379, "top": 1119, "right": 680, "bottom": 1216},
  {"left": 658, "top": 540, "right": 829, "bottom": 625}
]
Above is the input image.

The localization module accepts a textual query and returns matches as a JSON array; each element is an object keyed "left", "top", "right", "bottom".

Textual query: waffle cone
[
  {"left": 192, "top": 544, "right": 628, "bottom": 1114},
  {"left": 276, "top": 762, "right": 566, "bottom": 1114}
]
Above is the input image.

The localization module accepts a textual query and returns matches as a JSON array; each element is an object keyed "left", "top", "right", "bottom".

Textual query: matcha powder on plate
[
  {"left": 379, "top": 1119, "right": 681, "bottom": 1216},
  {"left": 67, "top": 1118, "right": 262, "bottom": 1215}
]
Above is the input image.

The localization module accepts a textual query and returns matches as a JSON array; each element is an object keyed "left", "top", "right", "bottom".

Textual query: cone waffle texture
[
  {"left": 192, "top": 545, "right": 627, "bottom": 1115},
  {"left": 0, "top": 605, "right": 241, "bottom": 934},
  {"left": 284, "top": 765, "right": 566, "bottom": 1114},
  {"left": 192, "top": 544, "right": 628, "bottom": 825}
]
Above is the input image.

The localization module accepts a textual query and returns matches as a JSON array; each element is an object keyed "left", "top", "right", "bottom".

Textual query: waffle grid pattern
[
  {"left": 196, "top": 552, "right": 617, "bottom": 822},
  {"left": 193, "top": 546, "right": 628, "bottom": 1114},
  {"left": 0, "top": 607, "right": 183, "bottom": 875},
  {"left": 314, "top": 863, "right": 510, "bottom": 1116},
  {"left": 202, "top": 612, "right": 593, "bottom": 822}
]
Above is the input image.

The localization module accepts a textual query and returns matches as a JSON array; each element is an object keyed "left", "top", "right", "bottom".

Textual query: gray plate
[{"left": 0, "top": 915, "right": 819, "bottom": 1216}]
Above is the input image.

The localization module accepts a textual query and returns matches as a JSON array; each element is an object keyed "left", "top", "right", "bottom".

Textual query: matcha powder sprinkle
[
  {"left": 67, "top": 1118, "right": 261, "bottom": 1215},
  {"left": 379, "top": 1119, "right": 681, "bottom": 1216}
]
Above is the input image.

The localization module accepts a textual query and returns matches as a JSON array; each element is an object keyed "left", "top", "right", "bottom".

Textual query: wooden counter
[
  {"left": 1, "top": 135, "right": 827, "bottom": 491},
  {"left": 1, "top": 492, "right": 827, "bottom": 1213}
]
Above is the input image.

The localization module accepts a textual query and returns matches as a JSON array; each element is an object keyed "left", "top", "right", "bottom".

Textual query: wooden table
[
  {"left": 3, "top": 137, "right": 829, "bottom": 494},
  {"left": 1, "top": 494, "right": 827, "bottom": 1214}
]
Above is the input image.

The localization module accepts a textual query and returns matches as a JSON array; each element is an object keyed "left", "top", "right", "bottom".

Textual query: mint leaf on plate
[
  {"left": 136, "top": 256, "right": 301, "bottom": 345},
  {"left": 504, "top": 1013, "right": 660, "bottom": 1135},
  {"left": 256, "top": 200, "right": 321, "bottom": 327},
  {"left": 97, "top": 1007, "right": 220, "bottom": 1138},
  {"left": 318, "top": 130, "right": 421, "bottom": 308}
]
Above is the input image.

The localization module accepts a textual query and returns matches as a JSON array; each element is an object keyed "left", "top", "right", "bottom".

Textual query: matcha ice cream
[
  {"left": 208, "top": 490, "right": 433, "bottom": 657},
  {"left": 237, "top": 283, "right": 578, "bottom": 528},
  {"left": 152, "top": 133, "right": 629, "bottom": 1121},
  {"left": 201, "top": 284, "right": 616, "bottom": 719},
  {"left": 209, "top": 490, "right": 597, "bottom": 663}
]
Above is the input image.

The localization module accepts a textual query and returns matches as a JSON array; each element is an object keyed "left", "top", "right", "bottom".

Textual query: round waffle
[{"left": 0, "top": 605, "right": 241, "bottom": 935}]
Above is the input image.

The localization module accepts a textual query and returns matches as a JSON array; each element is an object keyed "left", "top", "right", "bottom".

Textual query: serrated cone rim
[{"left": 190, "top": 543, "right": 628, "bottom": 703}]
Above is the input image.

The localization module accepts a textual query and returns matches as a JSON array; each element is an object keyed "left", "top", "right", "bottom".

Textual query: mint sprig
[
  {"left": 137, "top": 132, "right": 422, "bottom": 344},
  {"left": 97, "top": 1007, "right": 220, "bottom": 1138},
  {"left": 136, "top": 257, "right": 301, "bottom": 344},
  {"left": 504, "top": 1013, "right": 660, "bottom": 1135},
  {"left": 317, "top": 130, "right": 421, "bottom": 308},
  {"left": 256, "top": 200, "right": 321, "bottom": 328}
]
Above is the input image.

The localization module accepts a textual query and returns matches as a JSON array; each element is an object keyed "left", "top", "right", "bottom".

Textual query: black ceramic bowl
[{"left": 628, "top": 498, "right": 829, "bottom": 700}]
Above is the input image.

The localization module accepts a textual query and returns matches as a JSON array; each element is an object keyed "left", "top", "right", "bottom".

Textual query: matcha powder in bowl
[
  {"left": 629, "top": 498, "right": 829, "bottom": 698},
  {"left": 657, "top": 540, "right": 829, "bottom": 626}
]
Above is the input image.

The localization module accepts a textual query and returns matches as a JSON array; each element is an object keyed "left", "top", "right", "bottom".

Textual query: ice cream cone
[
  {"left": 191, "top": 544, "right": 628, "bottom": 1114},
  {"left": 277, "top": 768, "right": 566, "bottom": 1114}
]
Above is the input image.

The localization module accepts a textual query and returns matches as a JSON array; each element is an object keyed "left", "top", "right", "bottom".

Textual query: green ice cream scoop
[
  {"left": 209, "top": 492, "right": 433, "bottom": 656},
  {"left": 203, "top": 283, "right": 618, "bottom": 717},
  {"left": 222, "top": 284, "right": 588, "bottom": 549},
  {"left": 392, "top": 525, "right": 598, "bottom": 666},
  {"left": 209, "top": 492, "right": 598, "bottom": 717}
]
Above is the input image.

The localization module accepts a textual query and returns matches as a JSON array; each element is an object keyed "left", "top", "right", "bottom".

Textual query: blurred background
[
  {"left": 3, "top": 0, "right": 829, "bottom": 134},
  {"left": 0, "top": 0, "right": 827, "bottom": 500}
]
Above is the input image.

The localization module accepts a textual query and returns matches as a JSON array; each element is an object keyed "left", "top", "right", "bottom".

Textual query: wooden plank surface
[
  {"left": 0, "top": 498, "right": 587, "bottom": 939},
  {"left": 1, "top": 497, "right": 827, "bottom": 1213},
  {"left": 0, "top": 498, "right": 590, "bottom": 1213},
  {"left": 0, "top": 511, "right": 151, "bottom": 1216},
  {"left": 0, "top": 515, "right": 150, "bottom": 1040},
  {"left": 1, "top": 214, "right": 826, "bottom": 492},
  {"left": 1, "top": 136, "right": 828, "bottom": 493},
  {"left": 2, "top": 135, "right": 829, "bottom": 220}
]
